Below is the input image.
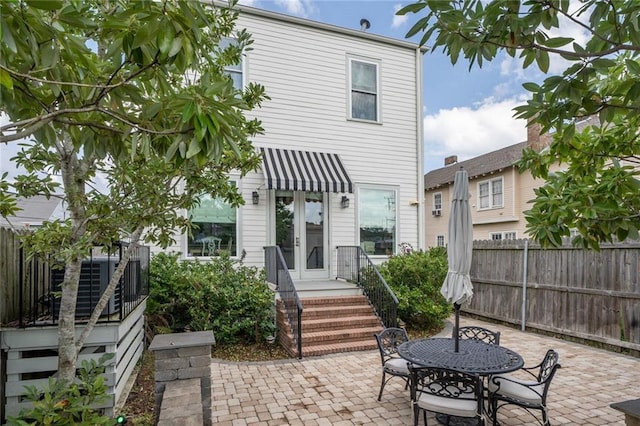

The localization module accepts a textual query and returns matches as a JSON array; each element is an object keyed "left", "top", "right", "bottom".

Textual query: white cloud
[
  {"left": 273, "top": 0, "right": 316, "bottom": 18},
  {"left": 391, "top": 4, "right": 408, "bottom": 28},
  {"left": 423, "top": 97, "right": 527, "bottom": 172},
  {"left": 238, "top": 0, "right": 259, "bottom": 6}
]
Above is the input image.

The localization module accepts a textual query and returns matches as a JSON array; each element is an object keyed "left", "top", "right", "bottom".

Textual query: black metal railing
[
  {"left": 16, "top": 242, "right": 149, "bottom": 327},
  {"left": 264, "top": 245, "right": 303, "bottom": 358},
  {"left": 336, "top": 245, "right": 398, "bottom": 328}
]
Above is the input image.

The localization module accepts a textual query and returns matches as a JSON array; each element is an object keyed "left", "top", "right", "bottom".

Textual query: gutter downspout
[{"left": 416, "top": 47, "right": 425, "bottom": 250}]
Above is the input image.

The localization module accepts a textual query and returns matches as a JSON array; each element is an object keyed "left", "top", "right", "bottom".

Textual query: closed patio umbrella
[{"left": 441, "top": 168, "right": 473, "bottom": 352}]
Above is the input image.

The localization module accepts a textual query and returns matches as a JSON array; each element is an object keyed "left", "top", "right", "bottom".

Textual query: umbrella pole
[{"left": 454, "top": 303, "right": 460, "bottom": 352}]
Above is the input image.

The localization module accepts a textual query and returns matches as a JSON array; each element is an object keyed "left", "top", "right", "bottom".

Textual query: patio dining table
[
  {"left": 397, "top": 337, "right": 524, "bottom": 375},
  {"left": 398, "top": 337, "right": 524, "bottom": 426}
]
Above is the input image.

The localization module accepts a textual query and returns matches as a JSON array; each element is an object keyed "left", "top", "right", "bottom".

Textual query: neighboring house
[
  {"left": 161, "top": 5, "right": 426, "bottom": 279},
  {"left": 424, "top": 124, "right": 555, "bottom": 247},
  {"left": 0, "top": 194, "right": 66, "bottom": 229}
]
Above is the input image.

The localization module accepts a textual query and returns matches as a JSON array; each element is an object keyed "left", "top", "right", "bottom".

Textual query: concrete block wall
[{"left": 149, "top": 331, "right": 215, "bottom": 426}]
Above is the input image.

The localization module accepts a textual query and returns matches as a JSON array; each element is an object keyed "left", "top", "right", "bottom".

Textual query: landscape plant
[
  {"left": 147, "top": 252, "right": 275, "bottom": 344},
  {"left": 0, "top": 0, "right": 266, "bottom": 382},
  {"left": 398, "top": 0, "right": 640, "bottom": 250},
  {"left": 7, "top": 353, "right": 114, "bottom": 426},
  {"left": 378, "top": 245, "right": 451, "bottom": 330}
]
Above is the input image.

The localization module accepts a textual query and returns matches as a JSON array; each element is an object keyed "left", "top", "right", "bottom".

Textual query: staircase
[{"left": 276, "top": 294, "right": 384, "bottom": 357}]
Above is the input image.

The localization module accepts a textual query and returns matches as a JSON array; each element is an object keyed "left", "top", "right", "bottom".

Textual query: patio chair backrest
[
  {"left": 457, "top": 325, "right": 501, "bottom": 345},
  {"left": 375, "top": 327, "right": 409, "bottom": 362}
]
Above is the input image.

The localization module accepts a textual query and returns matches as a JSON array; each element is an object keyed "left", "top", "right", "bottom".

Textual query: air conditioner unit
[
  {"left": 51, "top": 257, "right": 121, "bottom": 319},
  {"left": 432, "top": 209, "right": 442, "bottom": 216}
]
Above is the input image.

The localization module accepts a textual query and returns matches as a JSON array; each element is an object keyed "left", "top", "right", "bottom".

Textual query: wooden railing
[{"left": 336, "top": 245, "right": 398, "bottom": 328}]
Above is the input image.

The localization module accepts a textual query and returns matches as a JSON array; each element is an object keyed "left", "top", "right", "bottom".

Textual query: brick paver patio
[{"left": 209, "top": 316, "right": 639, "bottom": 425}]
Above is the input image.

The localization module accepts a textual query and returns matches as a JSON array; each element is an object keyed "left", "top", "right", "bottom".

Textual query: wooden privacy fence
[
  {"left": 0, "top": 227, "right": 24, "bottom": 324},
  {"left": 466, "top": 239, "right": 640, "bottom": 352}
]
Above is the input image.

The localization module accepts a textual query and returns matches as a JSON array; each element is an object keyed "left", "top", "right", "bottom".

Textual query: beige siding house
[
  {"left": 424, "top": 127, "right": 556, "bottom": 247},
  {"left": 161, "top": 4, "right": 426, "bottom": 278}
]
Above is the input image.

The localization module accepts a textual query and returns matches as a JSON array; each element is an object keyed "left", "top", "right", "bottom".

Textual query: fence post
[{"left": 521, "top": 239, "right": 529, "bottom": 331}]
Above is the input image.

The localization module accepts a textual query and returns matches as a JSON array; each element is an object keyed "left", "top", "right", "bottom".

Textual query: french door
[{"left": 273, "top": 190, "right": 328, "bottom": 280}]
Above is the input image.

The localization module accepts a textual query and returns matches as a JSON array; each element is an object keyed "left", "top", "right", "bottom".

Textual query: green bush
[
  {"left": 8, "top": 354, "right": 114, "bottom": 426},
  {"left": 378, "top": 246, "right": 451, "bottom": 330},
  {"left": 147, "top": 252, "right": 275, "bottom": 344}
]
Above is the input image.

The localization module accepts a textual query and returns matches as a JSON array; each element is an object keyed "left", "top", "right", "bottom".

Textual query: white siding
[{"left": 150, "top": 8, "right": 423, "bottom": 275}]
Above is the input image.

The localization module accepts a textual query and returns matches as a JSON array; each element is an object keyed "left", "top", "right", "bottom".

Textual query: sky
[{"left": 238, "top": 0, "right": 537, "bottom": 173}]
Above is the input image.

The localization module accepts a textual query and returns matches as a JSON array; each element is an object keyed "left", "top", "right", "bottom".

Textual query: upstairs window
[
  {"left": 436, "top": 235, "right": 445, "bottom": 247},
  {"left": 349, "top": 58, "right": 380, "bottom": 122},
  {"left": 478, "top": 177, "right": 503, "bottom": 209},
  {"left": 433, "top": 192, "right": 442, "bottom": 210},
  {"left": 220, "top": 37, "right": 243, "bottom": 90}
]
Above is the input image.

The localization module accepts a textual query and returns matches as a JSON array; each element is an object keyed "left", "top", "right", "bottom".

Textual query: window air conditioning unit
[
  {"left": 51, "top": 257, "right": 121, "bottom": 319},
  {"left": 432, "top": 209, "right": 442, "bottom": 216}
]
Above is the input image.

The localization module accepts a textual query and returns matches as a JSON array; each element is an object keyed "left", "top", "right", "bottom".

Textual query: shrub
[
  {"left": 147, "top": 252, "right": 275, "bottom": 344},
  {"left": 8, "top": 354, "right": 114, "bottom": 426},
  {"left": 378, "top": 246, "right": 451, "bottom": 330}
]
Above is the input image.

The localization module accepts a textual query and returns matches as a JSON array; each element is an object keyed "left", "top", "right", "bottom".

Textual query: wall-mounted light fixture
[
  {"left": 341, "top": 195, "right": 350, "bottom": 209},
  {"left": 252, "top": 191, "right": 259, "bottom": 205}
]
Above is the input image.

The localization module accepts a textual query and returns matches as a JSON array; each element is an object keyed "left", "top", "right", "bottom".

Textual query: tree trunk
[
  {"left": 56, "top": 140, "right": 89, "bottom": 382},
  {"left": 57, "top": 255, "right": 83, "bottom": 383}
]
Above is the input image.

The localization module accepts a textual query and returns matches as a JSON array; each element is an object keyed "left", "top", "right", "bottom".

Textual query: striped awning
[{"left": 261, "top": 148, "right": 353, "bottom": 193}]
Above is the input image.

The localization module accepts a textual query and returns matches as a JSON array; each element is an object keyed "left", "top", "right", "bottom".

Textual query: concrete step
[{"left": 300, "top": 295, "right": 370, "bottom": 307}]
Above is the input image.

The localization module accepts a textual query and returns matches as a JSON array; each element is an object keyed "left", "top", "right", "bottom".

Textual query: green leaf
[
  {"left": 25, "top": 0, "right": 63, "bottom": 10},
  {"left": 0, "top": 68, "right": 13, "bottom": 91},
  {"left": 168, "top": 37, "right": 182, "bottom": 57},
  {"left": 541, "top": 37, "right": 574, "bottom": 48},
  {"left": 522, "top": 82, "right": 540, "bottom": 93}
]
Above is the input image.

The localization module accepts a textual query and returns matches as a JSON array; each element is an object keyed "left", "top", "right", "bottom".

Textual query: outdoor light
[
  {"left": 341, "top": 195, "right": 350, "bottom": 209},
  {"left": 252, "top": 191, "right": 259, "bottom": 205},
  {"left": 115, "top": 415, "right": 128, "bottom": 424}
]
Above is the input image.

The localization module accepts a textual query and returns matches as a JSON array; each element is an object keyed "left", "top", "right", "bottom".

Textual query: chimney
[
  {"left": 360, "top": 18, "right": 371, "bottom": 31},
  {"left": 444, "top": 155, "right": 458, "bottom": 166},
  {"left": 527, "top": 117, "right": 552, "bottom": 152}
]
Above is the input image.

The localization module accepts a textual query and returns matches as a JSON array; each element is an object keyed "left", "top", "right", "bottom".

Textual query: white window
[
  {"left": 490, "top": 232, "right": 502, "bottom": 241},
  {"left": 436, "top": 235, "right": 445, "bottom": 247},
  {"left": 220, "top": 37, "right": 243, "bottom": 90},
  {"left": 348, "top": 57, "right": 380, "bottom": 122},
  {"left": 478, "top": 177, "right": 503, "bottom": 209},
  {"left": 358, "top": 186, "right": 397, "bottom": 255},
  {"left": 433, "top": 192, "right": 442, "bottom": 210},
  {"left": 490, "top": 231, "right": 516, "bottom": 240},
  {"left": 504, "top": 232, "right": 517, "bottom": 240},
  {"left": 187, "top": 186, "right": 237, "bottom": 257}
]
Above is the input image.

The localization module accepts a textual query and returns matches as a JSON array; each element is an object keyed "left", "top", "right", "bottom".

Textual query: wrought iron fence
[
  {"left": 13, "top": 242, "right": 149, "bottom": 327},
  {"left": 336, "top": 245, "right": 398, "bottom": 328},
  {"left": 264, "top": 245, "right": 303, "bottom": 358}
]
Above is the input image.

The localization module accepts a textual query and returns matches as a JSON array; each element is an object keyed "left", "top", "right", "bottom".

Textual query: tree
[
  {"left": 0, "top": 0, "right": 267, "bottom": 382},
  {"left": 399, "top": 0, "right": 640, "bottom": 250}
]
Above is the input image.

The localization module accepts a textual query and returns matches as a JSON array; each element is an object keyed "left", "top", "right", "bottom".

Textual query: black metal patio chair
[
  {"left": 409, "top": 364, "right": 485, "bottom": 426},
  {"left": 374, "top": 327, "right": 411, "bottom": 401},
  {"left": 456, "top": 325, "right": 501, "bottom": 345},
  {"left": 488, "top": 349, "right": 561, "bottom": 426}
]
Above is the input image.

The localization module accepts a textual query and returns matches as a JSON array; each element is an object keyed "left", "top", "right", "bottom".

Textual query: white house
[{"left": 162, "top": 4, "right": 426, "bottom": 282}]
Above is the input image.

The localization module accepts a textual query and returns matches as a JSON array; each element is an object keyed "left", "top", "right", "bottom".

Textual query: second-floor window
[
  {"left": 478, "top": 177, "right": 503, "bottom": 209},
  {"left": 220, "top": 37, "right": 243, "bottom": 90},
  {"left": 349, "top": 57, "right": 380, "bottom": 122},
  {"left": 433, "top": 192, "right": 442, "bottom": 210},
  {"left": 436, "top": 235, "right": 445, "bottom": 247}
]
